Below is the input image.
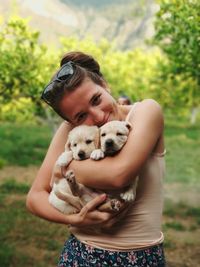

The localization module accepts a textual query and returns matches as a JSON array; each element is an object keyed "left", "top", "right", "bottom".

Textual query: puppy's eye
[
  {"left": 86, "top": 139, "right": 92, "bottom": 144},
  {"left": 101, "top": 133, "right": 106, "bottom": 137},
  {"left": 116, "top": 132, "right": 124, "bottom": 136},
  {"left": 73, "top": 143, "right": 77, "bottom": 147}
]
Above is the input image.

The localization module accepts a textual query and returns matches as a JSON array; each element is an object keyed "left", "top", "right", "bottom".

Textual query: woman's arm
[
  {"left": 68, "top": 99, "right": 164, "bottom": 189},
  {"left": 26, "top": 122, "right": 112, "bottom": 225}
]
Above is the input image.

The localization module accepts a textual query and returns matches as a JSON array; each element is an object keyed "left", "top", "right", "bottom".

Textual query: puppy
[
  {"left": 49, "top": 121, "right": 137, "bottom": 215},
  {"left": 92, "top": 120, "right": 138, "bottom": 202}
]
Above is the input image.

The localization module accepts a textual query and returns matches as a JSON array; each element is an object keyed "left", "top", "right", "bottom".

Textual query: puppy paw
[
  {"left": 111, "top": 199, "right": 123, "bottom": 211},
  {"left": 65, "top": 170, "right": 76, "bottom": 185},
  {"left": 90, "top": 149, "right": 104, "bottom": 160},
  {"left": 56, "top": 151, "right": 73, "bottom": 166},
  {"left": 120, "top": 192, "right": 135, "bottom": 202}
]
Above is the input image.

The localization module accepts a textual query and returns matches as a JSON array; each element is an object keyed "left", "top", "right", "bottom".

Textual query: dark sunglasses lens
[
  {"left": 57, "top": 63, "right": 74, "bottom": 80},
  {"left": 42, "top": 82, "right": 54, "bottom": 103}
]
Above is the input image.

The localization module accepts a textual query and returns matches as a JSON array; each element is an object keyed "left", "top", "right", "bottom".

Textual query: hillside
[{"left": 0, "top": 0, "right": 158, "bottom": 50}]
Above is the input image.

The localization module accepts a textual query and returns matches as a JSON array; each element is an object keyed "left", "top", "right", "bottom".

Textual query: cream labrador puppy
[{"left": 49, "top": 121, "right": 137, "bottom": 215}]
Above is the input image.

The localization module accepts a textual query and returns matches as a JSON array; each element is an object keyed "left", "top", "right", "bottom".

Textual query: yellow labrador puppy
[{"left": 49, "top": 121, "right": 137, "bottom": 215}]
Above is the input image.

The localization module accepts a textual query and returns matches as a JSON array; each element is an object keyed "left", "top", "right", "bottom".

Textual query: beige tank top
[{"left": 69, "top": 103, "right": 166, "bottom": 251}]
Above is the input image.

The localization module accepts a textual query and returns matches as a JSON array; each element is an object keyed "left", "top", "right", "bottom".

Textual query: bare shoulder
[
  {"left": 128, "top": 99, "right": 164, "bottom": 135},
  {"left": 133, "top": 99, "right": 163, "bottom": 120},
  {"left": 137, "top": 99, "right": 162, "bottom": 112}
]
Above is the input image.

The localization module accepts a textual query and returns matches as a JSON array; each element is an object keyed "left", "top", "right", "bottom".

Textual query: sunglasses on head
[{"left": 41, "top": 61, "right": 75, "bottom": 105}]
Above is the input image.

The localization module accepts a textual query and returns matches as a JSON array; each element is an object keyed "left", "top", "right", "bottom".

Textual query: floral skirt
[{"left": 58, "top": 235, "right": 166, "bottom": 267}]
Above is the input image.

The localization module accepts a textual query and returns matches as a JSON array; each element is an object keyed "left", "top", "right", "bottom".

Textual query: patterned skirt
[{"left": 58, "top": 235, "right": 166, "bottom": 267}]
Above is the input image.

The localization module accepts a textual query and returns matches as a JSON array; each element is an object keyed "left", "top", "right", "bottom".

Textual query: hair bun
[{"left": 60, "top": 51, "right": 103, "bottom": 77}]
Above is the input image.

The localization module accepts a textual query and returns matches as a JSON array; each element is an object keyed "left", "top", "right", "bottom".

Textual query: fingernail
[{"left": 101, "top": 194, "right": 107, "bottom": 200}]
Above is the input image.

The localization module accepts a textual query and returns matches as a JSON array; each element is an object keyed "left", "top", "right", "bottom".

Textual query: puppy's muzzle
[
  {"left": 105, "top": 139, "right": 114, "bottom": 148},
  {"left": 78, "top": 150, "right": 86, "bottom": 160},
  {"left": 104, "top": 139, "right": 118, "bottom": 156}
]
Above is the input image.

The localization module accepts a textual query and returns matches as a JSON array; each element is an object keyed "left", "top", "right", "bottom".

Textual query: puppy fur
[{"left": 49, "top": 121, "right": 138, "bottom": 215}]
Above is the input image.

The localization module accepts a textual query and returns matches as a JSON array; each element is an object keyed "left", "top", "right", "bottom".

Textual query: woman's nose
[{"left": 89, "top": 108, "right": 104, "bottom": 125}]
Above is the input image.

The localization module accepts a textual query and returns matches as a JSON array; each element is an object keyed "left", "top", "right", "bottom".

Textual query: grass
[
  {"left": 1, "top": 118, "right": 199, "bottom": 184},
  {"left": 0, "top": 119, "right": 199, "bottom": 266},
  {"left": 0, "top": 122, "right": 52, "bottom": 167},
  {"left": 0, "top": 180, "right": 68, "bottom": 267}
]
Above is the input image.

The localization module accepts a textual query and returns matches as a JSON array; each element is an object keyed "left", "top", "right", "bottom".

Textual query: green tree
[
  {"left": 152, "top": 0, "right": 200, "bottom": 123},
  {"left": 0, "top": 16, "right": 58, "bottom": 124}
]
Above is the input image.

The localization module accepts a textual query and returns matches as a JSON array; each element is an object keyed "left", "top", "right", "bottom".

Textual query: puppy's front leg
[
  {"left": 56, "top": 151, "right": 73, "bottom": 166},
  {"left": 90, "top": 149, "right": 104, "bottom": 160}
]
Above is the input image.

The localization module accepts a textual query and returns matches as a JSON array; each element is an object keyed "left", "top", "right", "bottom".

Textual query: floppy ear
[
  {"left": 125, "top": 121, "right": 132, "bottom": 131},
  {"left": 64, "top": 140, "right": 71, "bottom": 151}
]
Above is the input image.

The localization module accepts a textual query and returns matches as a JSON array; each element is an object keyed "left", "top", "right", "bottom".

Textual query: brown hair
[{"left": 50, "top": 51, "right": 106, "bottom": 119}]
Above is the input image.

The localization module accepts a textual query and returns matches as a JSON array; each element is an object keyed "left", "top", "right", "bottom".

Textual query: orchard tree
[
  {"left": 0, "top": 16, "right": 59, "bottom": 127},
  {"left": 153, "top": 0, "right": 200, "bottom": 123}
]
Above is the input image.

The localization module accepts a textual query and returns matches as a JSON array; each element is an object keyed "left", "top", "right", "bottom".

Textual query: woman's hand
[
  {"left": 67, "top": 194, "right": 115, "bottom": 227},
  {"left": 67, "top": 194, "right": 131, "bottom": 229}
]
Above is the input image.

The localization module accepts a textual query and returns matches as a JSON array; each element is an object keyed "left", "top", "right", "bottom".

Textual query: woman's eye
[
  {"left": 77, "top": 113, "right": 87, "bottom": 123},
  {"left": 86, "top": 139, "right": 92, "bottom": 144},
  {"left": 92, "top": 94, "right": 101, "bottom": 106}
]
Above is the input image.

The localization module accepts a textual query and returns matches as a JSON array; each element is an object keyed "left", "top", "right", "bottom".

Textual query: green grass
[
  {"left": 0, "top": 180, "right": 69, "bottom": 267},
  {"left": 0, "top": 120, "right": 199, "bottom": 266},
  {"left": 1, "top": 119, "right": 199, "bottom": 184},
  {"left": 164, "top": 122, "right": 200, "bottom": 184},
  {"left": 0, "top": 123, "right": 52, "bottom": 166}
]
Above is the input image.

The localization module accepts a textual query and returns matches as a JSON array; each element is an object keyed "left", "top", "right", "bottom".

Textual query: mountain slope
[{"left": 0, "top": 0, "right": 158, "bottom": 50}]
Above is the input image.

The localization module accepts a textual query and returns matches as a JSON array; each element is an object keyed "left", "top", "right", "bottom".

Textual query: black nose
[
  {"left": 78, "top": 150, "right": 86, "bottom": 159},
  {"left": 105, "top": 139, "right": 114, "bottom": 148}
]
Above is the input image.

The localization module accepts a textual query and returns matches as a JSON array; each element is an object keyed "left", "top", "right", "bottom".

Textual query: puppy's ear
[
  {"left": 94, "top": 127, "right": 100, "bottom": 148},
  {"left": 125, "top": 121, "right": 132, "bottom": 131},
  {"left": 65, "top": 140, "right": 71, "bottom": 151}
]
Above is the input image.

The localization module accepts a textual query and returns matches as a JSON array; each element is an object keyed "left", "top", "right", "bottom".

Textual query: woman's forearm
[
  {"left": 26, "top": 189, "right": 70, "bottom": 225},
  {"left": 68, "top": 154, "right": 134, "bottom": 190}
]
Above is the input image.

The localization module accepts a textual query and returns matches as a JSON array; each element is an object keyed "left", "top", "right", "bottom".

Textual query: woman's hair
[{"left": 50, "top": 51, "right": 106, "bottom": 119}]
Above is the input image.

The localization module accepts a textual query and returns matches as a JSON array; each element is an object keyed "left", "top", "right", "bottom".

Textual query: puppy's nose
[
  {"left": 78, "top": 150, "right": 86, "bottom": 160},
  {"left": 105, "top": 139, "right": 114, "bottom": 148}
]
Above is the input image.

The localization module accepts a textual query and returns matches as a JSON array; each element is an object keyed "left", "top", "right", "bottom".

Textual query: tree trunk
[{"left": 190, "top": 106, "right": 199, "bottom": 125}]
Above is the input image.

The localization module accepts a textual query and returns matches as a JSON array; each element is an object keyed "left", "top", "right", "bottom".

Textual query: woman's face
[{"left": 59, "top": 78, "right": 120, "bottom": 126}]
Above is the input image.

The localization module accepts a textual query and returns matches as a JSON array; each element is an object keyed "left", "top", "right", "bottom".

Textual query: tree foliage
[
  {"left": 0, "top": 16, "right": 59, "bottom": 122},
  {"left": 0, "top": 10, "right": 199, "bottom": 124},
  {"left": 152, "top": 0, "right": 200, "bottom": 109}
]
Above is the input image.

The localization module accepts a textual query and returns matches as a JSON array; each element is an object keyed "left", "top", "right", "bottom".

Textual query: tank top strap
[{"left": 125, "top": 102, "right": 140, "bottom": 123}]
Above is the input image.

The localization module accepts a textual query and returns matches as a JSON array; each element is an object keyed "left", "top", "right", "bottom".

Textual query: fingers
[
  {"left": 79, "top": 194, "right": 107, "bottom": 217},
  {"left": 102, "top": 203, "right": 131, "bottom": 229}
]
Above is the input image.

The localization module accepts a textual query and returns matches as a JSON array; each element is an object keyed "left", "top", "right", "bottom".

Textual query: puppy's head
[
  {"left": 100, "top": 120, "right": 131, "bottom": 156},
  {"left": 66, "top": 125, "right": 99, "bottom": 160}
]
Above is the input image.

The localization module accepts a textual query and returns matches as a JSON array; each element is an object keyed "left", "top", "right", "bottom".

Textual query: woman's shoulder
[
  {"left": 136, "top": 99, "right": 162, "bottom": 109},
  {"left": 127, "top": 99, "right": 164, "bottom": 124}
]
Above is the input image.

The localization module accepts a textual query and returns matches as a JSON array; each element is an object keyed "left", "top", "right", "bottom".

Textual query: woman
[{"left": 26, "top": 51, "right": 166, "bottom": 266}]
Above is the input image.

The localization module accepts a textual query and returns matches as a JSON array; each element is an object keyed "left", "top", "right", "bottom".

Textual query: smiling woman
[{"left": 26, "top": 51, "right": 166, "bottom": 266}]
